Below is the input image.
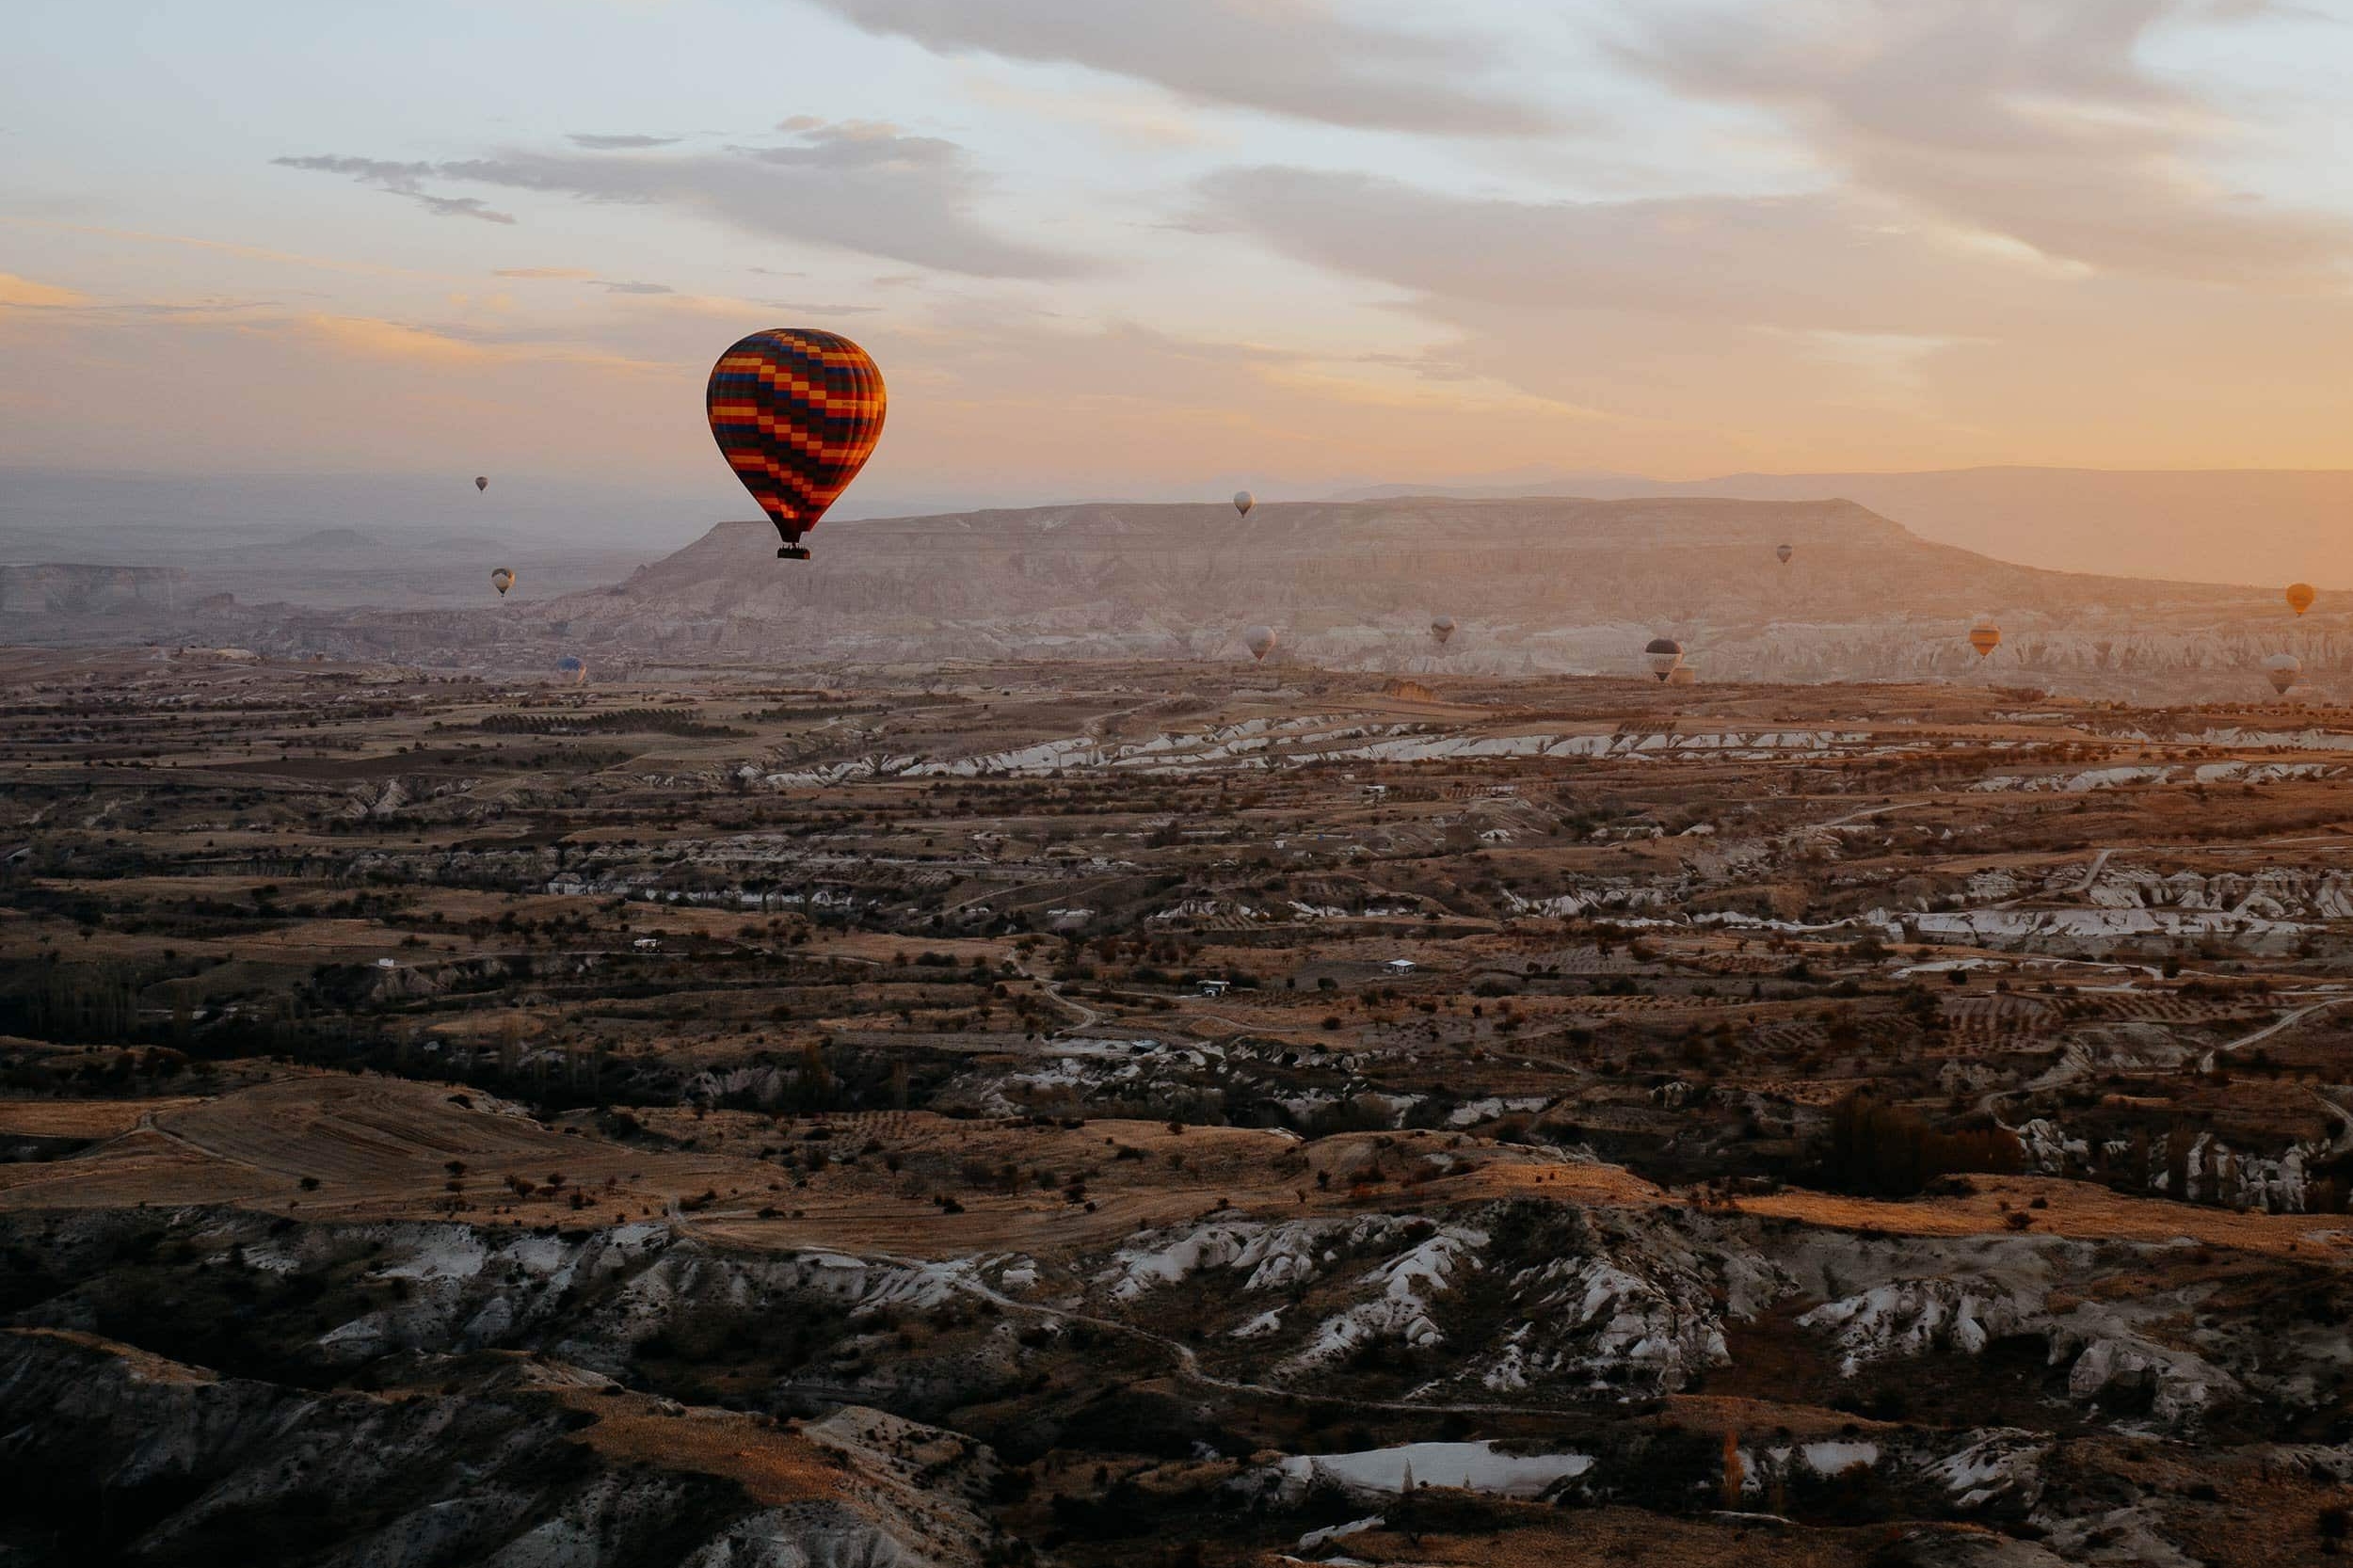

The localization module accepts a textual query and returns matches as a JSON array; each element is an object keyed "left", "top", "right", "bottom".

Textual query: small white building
[
  {"left": 632, "top": 937, "right": 661, "bottom": 952},
  {"left": 1385, "top": 958, "right": 1417, "bottom": 974}
]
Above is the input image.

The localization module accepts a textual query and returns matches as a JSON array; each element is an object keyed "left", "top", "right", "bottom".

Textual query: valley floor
[{"left": 7, "top": 651, "right": 2353, "bottom": 1566}]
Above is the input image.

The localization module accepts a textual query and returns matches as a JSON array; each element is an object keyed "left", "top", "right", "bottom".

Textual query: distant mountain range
[
  {"left": 0, "top": 468, "right": 696, "bottom": 610},
  {"left": 9, "top": 464, "right": 2349, "bottom": 600},
  {"left": 424, "top": 496, "right": 2335, "bottom": 698},
  {"left": 1331, "top": 467, "right": 2353, "bottom": 590},
  {"left": 566, "top": 496, "right": 2247, "bottom": 637},
  {"left": 9, "top": 489, "right": 2346, "bottom": 702}
]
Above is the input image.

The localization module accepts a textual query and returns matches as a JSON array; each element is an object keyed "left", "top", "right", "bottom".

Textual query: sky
[{"left": 4, "top": 0, "right": 2353, "bottom": 532}]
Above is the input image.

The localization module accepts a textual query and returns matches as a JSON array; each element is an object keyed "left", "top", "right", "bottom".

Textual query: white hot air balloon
[
  {"left": 1430, "top": 615, "right": 1455, "bottom": 647},
  {"left": 1643, "top": 636, "right": 1683, "bottom": 682},
  {"left": 2265, "top": 652, "right": 2301, "bottom": 696},
  {"left": 1232, "top": 490, "right": 1255, "bottom": 517},
  {"left": 1243, "top": 624, "right": 1277, "bottom": 663}
]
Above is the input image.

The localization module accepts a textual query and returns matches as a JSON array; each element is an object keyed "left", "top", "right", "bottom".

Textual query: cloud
[
  {"left": 0, "top": 275, "right": 266, "bottom": 322},
  {"left": 1619, "top": 0, "right": 2352, "bottom": 287},
  {"left": 96, "top": 299, "right": 279, "bottom": 318},
  {"left": 493, "top": 266, "right": 597, "bottom": 280},
  {"left": 959, "top": 72, "right": 1221, "bottom": 148},
  {"left": 0, "top": 299, "right": 691, "bottom": 478},
  {"left": 822, "top": 312, "right": 1681, "bottom": 497},
  {"left": 1184, "top": 150, "right": 2353, "bottom": 475},
  {"left": 271, "top": 155, "right": 518, "bottom": 224},
  {"left": 598, "top": 280, "right": 675, "bottom": 295},
  {"left": 296, "top": 312, "right": 500, "bottom": 364},
  {"left": 0, "top": 272, "right": 92, "bottom": 309},
  {"left": 1197, "top": 166, "right": 2029, "bottom": 335},
  {"left": 567, "top": 132, "right": 682, "bottom": 150},
  {"left": 3, "top": 217, "right": 448, "bottom": 280},
  {"left": 804, "top": 0, "right": 1555, "bottom": 135},
  {"left": 275, "top": 122, "right": 1080, "bottom": 278},
  {"left": 286, "top": 312, "right": 665, "bottom": 376}
]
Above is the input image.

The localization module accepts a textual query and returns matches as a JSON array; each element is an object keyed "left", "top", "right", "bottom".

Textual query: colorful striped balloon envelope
[{"left": 705, "top": 328, "right": 887, "bottom": 560}]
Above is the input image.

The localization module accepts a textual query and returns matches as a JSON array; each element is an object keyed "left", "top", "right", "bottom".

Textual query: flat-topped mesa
[{"left": 552, "top": 495, "right": 2249, "bottom": 638}]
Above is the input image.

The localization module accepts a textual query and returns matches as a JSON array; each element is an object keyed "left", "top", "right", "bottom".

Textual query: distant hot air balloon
[
  {"left": 474, "top": 475, "right": 488, "bottom": 493},
  {"left": 1233, "top": 490, "right": 1255, "bottom": 518},
  {"left": 2287, "top": 583, "right": 2316, "bottom": 616},
  {"left": 555, "top": 654, "right": 586, "bottom": 687},
  {"left": 2265, "top": 652, "right": 2302, "bottom": 696},
  {"left": 1968, "top": 616, "right": 2001, "bottom": 659},
  {"left": 1430, "top": 615, "right": 1455, "bottom": 647},
  {"left": 490, "top": 568, "right": 514, "bottom": 598},
  {"left": 1666, "top": 664, "right": 1697, "bottom": 686},
  {"left": 1644, "top": 636, "right": 1683, "bottom": 682},
  {"left": 706, "top": 328, "right": 887, "bottom": 560},
  {"left": 1776, "top": 543, "right": 1794, "bottom": 566},
  {"left": 1243, "top": 625, "right": 1277, "bottom": 663}
]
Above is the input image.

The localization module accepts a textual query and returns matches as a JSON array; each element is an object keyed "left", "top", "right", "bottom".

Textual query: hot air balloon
[
  {"left": 1243, "top": 625, "right": 1277, "bottom": 663},
  {"left": 2287, "top": 583, "right": 2316, "bottom": 616},
  {"left": 1775, "top": 543, "right": 1793, "bottom": 566},
  {"left": 1666, "top": 664, "right": 1697, "bottom": 686},
  {"left": 1967, "top": 616, "right": 2001, "bottom": 659},
  {"left": 1233, "top": 490, "right": 1255, "bottom": 518},
  {"left": 474, "top": 475, "right": 488, "bottom": 493},
  {"left": 2265, "top": 652, "right": 2302, "bottom": 696},
  {"left": 490, "top": 568, "right": 514, "bottom": 598},
  {"left": 1644, "top": 636, "right": 1683, "bottom": 682},
  {"left": 556, "top": 655, "right": 586, "bottom": 687},
  {"left": 1430, "top": 615, "right": 1455, "bottom": 648},
  {"left": 706, "top": 328, "right": 887, "bottom": 560}
]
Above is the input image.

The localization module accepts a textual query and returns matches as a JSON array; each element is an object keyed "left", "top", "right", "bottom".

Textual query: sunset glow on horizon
[{"left": 6, "top": 0, "right": 2353, "bottom": 531}]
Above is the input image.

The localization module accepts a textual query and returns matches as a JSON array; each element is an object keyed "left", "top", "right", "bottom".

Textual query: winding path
[{"left": 2216, "top": 995, "right": 2353, "bottom": 1056}]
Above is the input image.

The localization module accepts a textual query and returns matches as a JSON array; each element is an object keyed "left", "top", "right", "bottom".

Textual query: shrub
[{"left": 1820, "top": 1091, "right": 2023, "bottom": 1197}]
